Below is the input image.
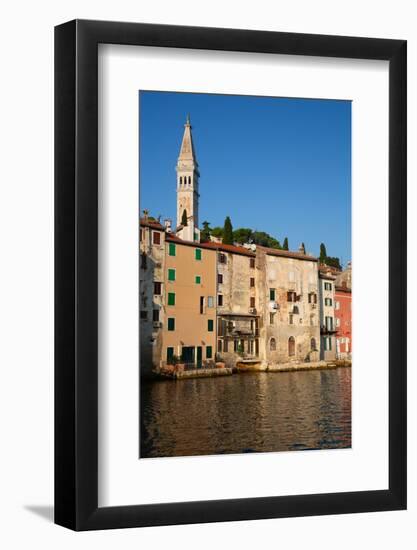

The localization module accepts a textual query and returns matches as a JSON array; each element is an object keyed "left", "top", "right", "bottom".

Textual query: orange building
[{"left": 335, "top": 284, "right": 352, "bottom": 359}]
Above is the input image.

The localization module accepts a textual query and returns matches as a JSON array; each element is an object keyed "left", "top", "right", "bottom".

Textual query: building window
[
  {"left": 288, "top": 336, "right": 295, "bottom": 356},
  {"left": 207, "top": 296, "right": 214, "bottom": 308},
  {"left": 269, "top": 288, "right": 275, "bottom": 301},
  {"left": 195, "top": 248, "right": 202, "bottom": 261},
  {"left": 140, "top": 310, "right": 148, "bottom": 320},
  {"left": 218, "top": 340, "right": 222, "bottom": 352},
  {"left": 308, "top": 292, "right": 317, "bottom": 304},
  {"left": 167, "top": 347, "right": 174, "bottom": 363},
  {"left": 208, "top": 319, "right": 214, "bottom": 332},
  {"left": 324, "top": 282, "right": 332, "bottom": 291},
  {"left": 292, "top": 305, "right": 299, "bottom": 315},
  {"left": 325, "top": 297, "right": 333, "bottom": 306},
  {"left": 250, "top": 296, "right": 255, "bottom": 308},
  {"left": 311, "top": 338, "right": 316, "bottom": 351},
  {"left": 195, "top": 275, "right": 201, "bottom": 284},
  {"left": 289, "top": 314, "right": 294, "bottom": 325},
  {"left": 168, "top": 243, "right": 176, "bottom": 256},
  {"left": 336, "top": 318, "right": 340, "bottom": 327},
  {"left": 141, "top": 253, "right": 147, "bottom": 269},
  {"left": 206, "top": 346, "right": 213, "bottom": 359},
  {"left": 168, "top": 268, "right": 176, "bottom": 281},
  {"left": 335, "top": 301, "right": 340, "bottom": 310},
  {"left": 167, "top": 318, "right": 175, "bottom": 331},
  {"left": 234, "top": 340, "right": 238, "bottom": 352},
  {"left": 218, "top": 294, "right": 223, "bottom": 307},
  {"left": 219, "top": 253, "right": 227, "bottom": 264},
  {"left": 269, "top": 313, "right": 274, "bottom": 325},
  {"left": 200, "top": 296, "right": 205, "bottom": 314},
  {"left": 287, "top": 291, "right": 296, "bottom": 302},
  {"left": 217, "top": 273, "right": 223, "bottom": 284},
  {"left": 153, "top": 231, "right": 161, "bottom": 245},
  {"left": 154, "top": 282, "right": 162, "bottom": 295},
  {"left": 310, "top": 314, "right": 315, "bottom": 326},
  {"left": 167, "top": 292, "right": 176, "bottom": 306},
  {"left": 250, "top": 277, "right": 255, "bottom": 288},
  {"left": 324, "top": 337, "right": 332, "bottom": 351},
  {"left": 152, "top": 309, "right": 159, "bottom": 322},
  {"left": 270, "top": 338, "right": 276, "bottom": 351},
  {"left": 325, "top": 316, "right": 334, "bottom": 331},
  {"left": 250, "top": 258, "right": 255, "bottom": 268}
]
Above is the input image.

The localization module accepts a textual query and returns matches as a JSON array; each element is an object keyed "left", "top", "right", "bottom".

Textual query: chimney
[{"left": 164, "top": 218, "right": 172, "bottom": 233}]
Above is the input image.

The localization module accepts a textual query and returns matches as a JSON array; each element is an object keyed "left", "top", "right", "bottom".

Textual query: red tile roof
[
  {"left": 200, "top": 241, "right": 255, "bottom": 257},
  {"left": 165, "top": 233, "right": 217, "bottom": 250},
  {"left": 139, "top": 217, "right": 164, "bottom": 230},
  {"left": 258, "top": 245, "right": 318, "bottom": 262}
]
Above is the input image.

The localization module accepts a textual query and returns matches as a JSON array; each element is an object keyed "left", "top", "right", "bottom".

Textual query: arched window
[
  {"left": 292, "top": 305, "right": 299, "bottom": 315},
  {"left": 288, "top": 336, "right": 295, "bottom": 356},
  {"left": 311, "top": 338, "right": 316, "bottom": 351},
  {"left": 270, "top": 338, "right": 276, "bottom": 351},
  {"left": 188, "top": 176, "right": 192, "bottom": 185}
]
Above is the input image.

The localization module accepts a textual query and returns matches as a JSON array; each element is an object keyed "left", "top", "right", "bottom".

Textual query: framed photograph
[{"left": 55, "top": 20, "right": 406, "bottom": 530}]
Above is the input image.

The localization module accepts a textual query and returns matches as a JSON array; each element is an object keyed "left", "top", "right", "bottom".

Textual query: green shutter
[
  {"left": 167, "top": 292, "right": 175, "bottom": 306},
  {"left": 168, "top": 268, "right": 175, "bottom": 281},
  {"left": 208, "top": 319, "right": 214, "bottom": 332},
  {"left": 195, "top": 275, "right": 201, "bottom": 284},
  {"left": 206, "top": 346, "right": 212, "bottom": 359},
  {"left": 167, "top": 318, "right": 175, "bottom": 331},
  {"left": 169, "top": 243, "right": 176, "bottom": 256},
  {"left": 195, "top": 248, "right": 202, "bottom": 260},
  {"left": 167, "top": 347, "right": 174, "bottom": 362},
  {"left": 270, "top": 288, "right": 275, "bottom": 301}
]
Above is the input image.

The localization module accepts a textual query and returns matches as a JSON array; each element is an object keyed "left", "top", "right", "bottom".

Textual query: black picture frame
[{"left": 55, "top": 19, "right": 407, "bottom": 531}]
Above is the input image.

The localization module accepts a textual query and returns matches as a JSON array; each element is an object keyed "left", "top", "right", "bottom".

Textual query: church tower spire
[{"left": 176, "top": 115, "right": 200, "bottom": 241}]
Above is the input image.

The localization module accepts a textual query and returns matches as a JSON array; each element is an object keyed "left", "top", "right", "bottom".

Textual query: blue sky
[{"left": 139, "top": 91, "right": 351, "bottom": 264}]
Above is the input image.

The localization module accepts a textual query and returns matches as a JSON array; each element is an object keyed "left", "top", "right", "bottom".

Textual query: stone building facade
[
  {"left": 335, "top": 284, "right": 352, "bottom": 359},
  {"left": 139, "top": 217, "right": 167, "bottom": 377},
  {"left": 203, "top": 242, "right": 259, "bottom": 367},
  {"left": 319, "top": 269, "right": 337, "bottom": 361},
  {"left": 256, "top": 247, "right": 321, "bottom": 365}
]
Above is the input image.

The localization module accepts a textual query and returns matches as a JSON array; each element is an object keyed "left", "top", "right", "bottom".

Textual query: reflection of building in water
[{"left": 139, "top": 116, "right": 351, "bottom": 375}]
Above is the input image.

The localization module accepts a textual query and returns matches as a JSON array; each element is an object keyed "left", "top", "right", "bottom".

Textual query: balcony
[{"left": 320, "top": 324, "right": 337, "bottom": 335}]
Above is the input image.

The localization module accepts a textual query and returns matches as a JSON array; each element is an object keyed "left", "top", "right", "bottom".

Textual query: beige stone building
[
  {"left": 139, "top": 216, "right": 167, "bottom": 376},
  {"left": 256, "top": 246, "right": 321, "bottom": 365},
  {"left": 319, "top": 268, "right": 337, "bottom": 360},
  {"left": 203, "top": 242, "right": 258, "bottom": 367}
]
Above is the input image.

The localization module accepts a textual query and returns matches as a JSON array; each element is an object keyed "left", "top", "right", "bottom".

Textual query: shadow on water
[{"left": 140, "top": 368, "right": 351, "bottom": 459}]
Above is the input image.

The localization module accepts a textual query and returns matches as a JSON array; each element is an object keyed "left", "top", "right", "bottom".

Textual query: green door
[{"left": 196, "top": 346, "right": 202, "bottom": 367}]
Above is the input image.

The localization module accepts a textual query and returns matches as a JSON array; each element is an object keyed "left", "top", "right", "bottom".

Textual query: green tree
[
  {"left": 233, "top": 227, "right": 253, "bottom": 244},
  {"left": 200, "top": 221, "right": 211, "bottom": 242},
  {"left": 210, "top": 226, "right": 223, "bottom": 239},
  {"left": 325, "top": 256, "right": 342, "bottom": 270},
  {"left": 283, "top": 237, "right": 289, "bottom": 251},
  {"left": 319, "top": 243, "right": 327, "bottom": 263},
  {"left": 223, "top": 216, "right": 234, "bottom": 244},
  {"left": 181, "top": 209, "right": 188, "bottom": 226}
]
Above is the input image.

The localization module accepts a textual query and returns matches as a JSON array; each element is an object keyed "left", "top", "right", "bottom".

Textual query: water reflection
[{"left": 140, "top": 368, "right": 351, "bottom": 458}]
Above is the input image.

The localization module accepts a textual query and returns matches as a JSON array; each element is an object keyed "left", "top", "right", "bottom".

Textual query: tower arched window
[
  {"left": 288, "top": 336, "right": 295, "bottom": 356},
  {"left": 270, "top": 338, "right": 276, "bottom": 351}
]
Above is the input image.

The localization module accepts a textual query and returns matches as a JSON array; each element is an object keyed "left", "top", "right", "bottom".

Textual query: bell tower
[{"left": 176, "top": 115, "right": 200, "bottom": 242}]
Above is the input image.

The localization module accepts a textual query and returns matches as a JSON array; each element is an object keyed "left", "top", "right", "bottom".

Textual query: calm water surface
[{"left": 140, "top": 368, "right": 351, "bottom": 458}]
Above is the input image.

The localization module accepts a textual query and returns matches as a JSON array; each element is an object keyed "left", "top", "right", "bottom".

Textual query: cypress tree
[
  {"left": 223, "top": 216, "right": 233, "bottom": 244},
  {"left": 319, "top": 242, "right": 327, "bottom": 263},
  {"left": 283, "top": 237, "right": 289, "bottom": 251},
  {"left": 181, "top": 209, "right": 188, "bottom": 226}
]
